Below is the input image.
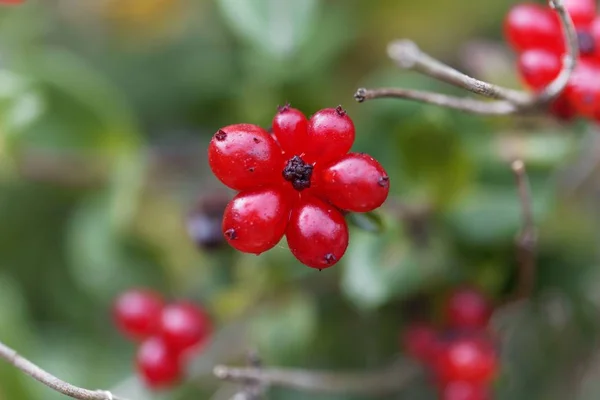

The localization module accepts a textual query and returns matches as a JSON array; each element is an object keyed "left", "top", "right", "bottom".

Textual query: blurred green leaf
[{"left": 347, "top": 212, "right": 385, "bottom": 234}]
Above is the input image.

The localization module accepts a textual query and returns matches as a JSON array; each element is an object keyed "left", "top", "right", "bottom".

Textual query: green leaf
[
  {"left": 347, "top": 212, "right": 385, "bottom": 233},
  {"left": 217, "top": 0, "right": 319, "bottom": 59}
]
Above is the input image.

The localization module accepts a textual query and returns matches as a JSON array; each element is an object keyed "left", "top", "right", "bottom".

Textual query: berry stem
[
  {"left": 355, "top": 0, "right": 578, "bottom": 116},
  {"left": 0, "top": 340, "right": 128, "bottom": 400}
]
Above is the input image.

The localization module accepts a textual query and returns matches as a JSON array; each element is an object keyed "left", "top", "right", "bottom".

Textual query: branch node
[{"left": 354, "top": 88, "right": 367, "bottom": 103}]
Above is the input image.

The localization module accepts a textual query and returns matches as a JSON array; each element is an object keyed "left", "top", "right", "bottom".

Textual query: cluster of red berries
[
  {"left": 402, "top": 287, "right": 498, "bottom": 400},
  {"left": 505, "top": 0, "right": 600, "bottom": 120},
  {"left": 113, "top": 289, "right": 212, "bottom": 389},
  {"left": 208, "top": 105, "right": 390, "bottom": 269}
]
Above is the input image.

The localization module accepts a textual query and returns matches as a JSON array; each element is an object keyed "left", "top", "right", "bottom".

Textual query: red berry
[
  {"left": 136, "top": 336, "right": 181, "bottom": 389},
  {"left": 564, "top": 0, "right": 596, "bottom": 27},
  {"left": 435, "top": 337, "right": 498, "bottom": 384},
  {"left": 113, "top": 289, "right": 164, "bottom": 340},
  {"left": 222, "top": 188, "right": 291, "bottom": 254},
  {"left": 566, "top": 57, "right": 600, "bottom": 118},
  {"left": 592, "top": 18, "right": 600, "bottom": 58},
  {"left": 208, "top": 124, "right": 284, "bottom": 191},
  {"left": 286, "top": 196, "right": 348, "bottom": 269},
  {"left": 317, "top": 153, "right": 389, "bottom": 212},
  {"left": 159, "top": 302, "right": 212, "bottom": 354},
  {"left": 402, "top": 323, "right": 443, "bottom": 365},
  {"left": 304, "top": 106, "right": 355, "bottom": 165},
  {"left": 440, "top": 381, "right": 490, "bottom": 400},
  {"left": 549, "top": 94, "right": 576, "bottom": 120},
  {"left": 517, "top": 49, "right": 561, "bottom": 90},
  {"left": 504, "top": 4, "right": 563, "bottom": 53},
  {"left": 0, "top": 0, "right": 24, "bottom": 4},
  {"left": 272, "top": 105, "right": 309, "bottom": 156},
  {"left": 444, "top": 287, "right": 492, "bottom": 330}
]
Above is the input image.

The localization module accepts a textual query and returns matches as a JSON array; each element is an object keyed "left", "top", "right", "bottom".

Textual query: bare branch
[
  {"left": 0, "top": 340, "right": 128, "bottom": 400},
  {"left": 356, "top": 0, "right": 578, "bottom": 116},
  {"left": 214, "top": 359, "right": 419, "bottom": 397},
  {"left": 511, "top": 160, "right": 537, "bottom": 300}
]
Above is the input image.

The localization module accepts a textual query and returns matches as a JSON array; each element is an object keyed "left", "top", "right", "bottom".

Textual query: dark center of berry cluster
[
  {"left": 577, "top": 31, "right": 595, "bottom": 55},
  {"left": 283, "top": 156, "right": 313, "bottom": 191}
]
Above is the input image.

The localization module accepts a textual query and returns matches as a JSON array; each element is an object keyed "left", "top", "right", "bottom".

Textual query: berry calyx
[
  {"left": 444, "top": 287, "right": 492, "bottom": 330},
  {"left": 136, "top": 336, "right": 181, "bottom": 388},
  {"left": 159, "top": 302, "right": 212, "bottom": 354},
  {"left": 504, "top": 4, "right": 563, "bottom": 53},
  {"left": 304, "top": 107, "right": 355, "bottom": 164},
  {"left": 208, "top": 124, "right": 284, "bottom": 191},
  {"left": 272, "top": 105, "right": 309, "bottom": 155},
  {"left": 318, "top": 153, "right": 390, "bottom": 212},
  {"left": 435, "top": 337, "right": 498, "bottom": 384},
  {"left": 440, "top": 381, "right": 491, "bottom": 400},
  {"left": 113, "top": 289, "right": 164, "bottom": 340},
  {"left": 286, "top": 196, "right": 349, "bottom": 269},
  {"left": 222, "top": 188, "right": 291, "bottom": 254},
  {"left": 283, "top": 155, "right": 314, "bottom": 191}
]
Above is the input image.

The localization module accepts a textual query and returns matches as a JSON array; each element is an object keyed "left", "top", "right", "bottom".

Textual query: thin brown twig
[
  {"left": 0, "top": 340, "right": 128, "bottom": 400},
  {"left": 355, "top": 0, "right": 578, "bottom": 115},
  {"left": 214, "top": 358, "right": 420, "bottom": 397},
  {"left": 511, "top": 160, "right": 537, "bottom": 300}
]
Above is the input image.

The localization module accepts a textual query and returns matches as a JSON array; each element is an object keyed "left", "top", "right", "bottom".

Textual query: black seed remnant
[
  {"left": 378, "top": 176, "right": 390, "bottom": 188},
  {"left": 335, "top": 105, "right": 346, "bottom": 116},
  {"left": 224, "top": 228, "right": 237, "bottom": 240},
  {"left": 283, "top": 155, "right": 313, "bottom": 191},
  {"left": 318, "top": 269, "right": 322, "bottom": 272},
  {"left": 215, "top": 129, "right": 227, "bottom": 141},
  {"left": 324, "top": 253, "right": 337, "bottom": 264},
  {"left": 248, "top": 167, "right": 255, "bottom": 172},
  {"left": 578, "top": 31, "right": 595, "bottom": 55},
  {"left": 253, "top": 137, "right": 260, "bottom": 143},
  {"left": 277, "top": 103, "right": 291, "bottom": 113}
]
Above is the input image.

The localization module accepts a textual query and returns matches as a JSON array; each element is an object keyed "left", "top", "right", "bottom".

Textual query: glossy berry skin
[
  {"left": 592, "top": 18, "right": 600, "bottom": 58},
  {"left": 402, "top": 323, "right": 443, "bottom": 365},
  {"left": 435, "top": 337, "right": 498, "bottom": 384},
  {"left": 208, "top": 124, "right": 283, "bottom": 191},
  {"left": 566, "top": 58, "right": 600, "bottom": 118},
  {"left": 272, "top": 105, "right": 309, "bottom": 155},
  {"left": 305, "top": 107, "right": 355, "bottom": 165},
  {"left": 318, "top": 153, "right": 390, "bottom": 212},
  {"left": 286, "top": 196, "right": 349, "bottom": 269},
  {"left": 440, "top": 381, "right": 490, "bottom": 400},
  {"left": 159, "top": 302, "right": 212, "bottom": 354},
  {"left": 136, "top": 336, "right": 181, "bottom": 389},
  {"left": 222, "top": 188, "right": 291, "bottom": 254},
  {"left": 444, "top": 287, "right": 492, "bottom": 330},
  {"left": 517, "top": 49, "right": 561, "bottom": 90},
  {"left": 504, "top": 4, "right": 563, "bottom": 53},
  {"left": 113, "top": 289, "right": 164, "bottom": 340},
  {"left": 564, "top": 0, "right": 596, "bottom": 27}
]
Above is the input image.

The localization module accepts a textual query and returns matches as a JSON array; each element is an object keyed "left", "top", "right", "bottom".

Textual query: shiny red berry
[
  {"left": 222, "top": 188, "right": 291, "bottom": 254},
  {"left": 318, "top": 153, "right": 390, "bottom": 212},
  {"left": 208, "top": 124, "right": 284, "bottom": 191},
  {"left": 402, "top": 323, "right": 443, "bottom": 365},
  {"left": 517, "top": 49, "right": 561, "bottom": 89},
  {"left": 159, "top": 302, "right": 212, "bottom": 354},
  {"left": 436, "top": 337, "right": 498, "bottom": 384},
  {"left": 286, "top": 196, "right": 349, "bottom": 269},
  {"left": 272, "top": 105, "right": 309, "bottom": 156},
  {"left": 440, "top": 381, "right": 491, "bottom": 400},
  {"left": 304, "top": 106, "right": 355, "bottom": 165},
  {"left": 136, "top": 336, "right": 181, "bottom": 389},
  {"left": 564, "top": 0, "right": 596, "bottom": 27},
  {"left": 566, "top": 57, "right": 600, "bottom": 118},
  {"left": 591, "top": 17, "right": 600, "bottom": 58},
  {"left": 113, "top": 289, "right": 164, "bottom": 340},
  {"left": 504, "top": 4, "right": 563, "bottom": 53},
  {"left": 444, "top": 287, "right": 492, "bottom": 330}
]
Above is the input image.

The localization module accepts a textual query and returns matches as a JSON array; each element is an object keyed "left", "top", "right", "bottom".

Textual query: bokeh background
[{"left": 0, "top": 0, "right": 600, "bottom": 399}]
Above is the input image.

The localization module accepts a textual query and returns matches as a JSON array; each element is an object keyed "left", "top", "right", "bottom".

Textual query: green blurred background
[{"left": 0, "top": 0, "right": 599, "bottom": 399}]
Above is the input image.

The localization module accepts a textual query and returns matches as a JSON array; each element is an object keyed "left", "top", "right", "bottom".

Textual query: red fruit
[
  {"left": 440, "top": 381, "right": 490, "bottom": 400},
  {"left": 318, "top": 153, "right": 389, "bottom": 212},
  {"left": 402, "top": 323, "right": 443, "bottom": 365},
  {"left": 564, "top": 0, "right": 596, "bottom": 27},
  {"left": 566, "top": 57, "right": 600, "bottom": 118},
  {"left": 0, "top": 0, "right": 24, "bottom": 4},
  {"left": 208, "top": 124, "right": 284, "bottom": 191},
  {"left": 113, "top": 289, "right": 164, "bottom": 340},
  {"left": 592, "top": 18, "right": 600, "bottom": 58},
  {"left": 549, "top": 94, "right": 576, "bottom": 120},
  {"left": 136, "top": 336, "right": 181, "bottom": 389},
  {"left": 272, "top": 105, "right": 309, "bottom": 156},
  {"left": 504, "top": 4, "right": 563, "bottom": 53},
  {"left": 304, "top": 106, "right": 355, "bottom": 165},
  {"left": 286, "top": 196, "right": 349, "bottom": 269},
  {"left": 222, "top": 188, "right": 291, "bottom": 254},
  {"left": 517, "top": 49, "right": 561, "bottom": 89},
  {"left": 445, "top": 287, "right": 492, "bottom": 330},
  {"left": 159, "top": 302, "right": 212, "bottom": 354},
  {"left": 436, "top": 337, "right": 498, "bottom": 384}
]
